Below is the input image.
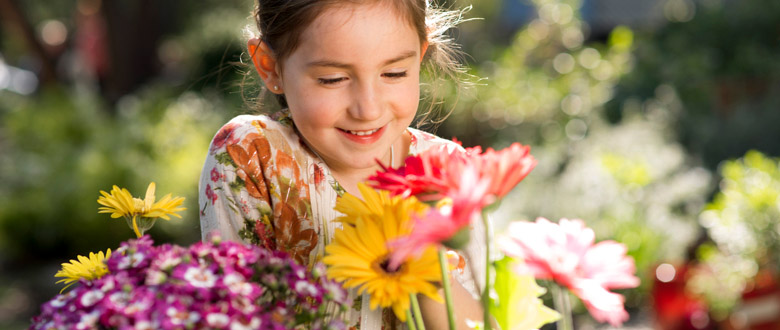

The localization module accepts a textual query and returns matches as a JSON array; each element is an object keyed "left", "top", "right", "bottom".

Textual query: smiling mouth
[
  {"left": 343, "top": 128, "right": 380, "bottom": 136},
  {"left": 337, "top": 126, "right": 386, "bottom": 144}
]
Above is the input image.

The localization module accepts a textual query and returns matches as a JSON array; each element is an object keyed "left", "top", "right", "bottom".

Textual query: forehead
[
  {"left": 291, "top": 3, "right": 421, "bottom": 62},
  {"left": 315, "top": 1, "right": 419, "bottom": 32}
]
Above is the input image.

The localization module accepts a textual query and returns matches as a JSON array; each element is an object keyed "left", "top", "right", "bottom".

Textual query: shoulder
[
  {"left": 208, "top": 113, "right": 302, "bottom": 156},
  {"left": 407, "top": 127, "right": 464, "bottom": 155}
]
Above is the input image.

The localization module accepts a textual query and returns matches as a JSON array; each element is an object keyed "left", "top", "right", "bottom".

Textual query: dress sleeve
[{"left": 198, "top": 118, "right": 275, "bottom": 247}]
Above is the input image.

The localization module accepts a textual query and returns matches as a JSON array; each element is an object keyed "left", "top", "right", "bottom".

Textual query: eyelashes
[
  {"left": 382, "top": 71, "right": 407, "bottom": 79},
  {"left": 317, "top": 71, "right": 408, "bottom": 85},
  {"left": 318, "top": 77, "right": 346, "bottom": 85}
]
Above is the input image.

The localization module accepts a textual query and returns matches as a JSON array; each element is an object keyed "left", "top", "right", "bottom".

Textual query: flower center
[
  {"left": 133, "top": 198, "right": 147, "bottom": 213},
  {"left": 379, "top": 259, "right": 395, "bottom": 273},
  {"left": 372, "top": 254, "right": 404, "bottom": 275}
]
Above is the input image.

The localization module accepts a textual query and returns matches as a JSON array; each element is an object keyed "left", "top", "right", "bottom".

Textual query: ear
[
  {"left": 248, "top": 38, "right": 284, "bottom": 94},
  {"left": 420, "top": 41, "right": 429, "bottom": 62}
]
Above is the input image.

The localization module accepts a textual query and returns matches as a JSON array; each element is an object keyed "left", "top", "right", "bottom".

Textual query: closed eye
[
  {"left": 318, "top": 77, "right": 347, "bottom": 85},
  {"left": 383, "top": 71, "right": 407, "bottom": 79}
]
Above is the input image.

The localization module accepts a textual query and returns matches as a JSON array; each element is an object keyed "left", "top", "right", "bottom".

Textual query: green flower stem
[
  {"left": 482, "top": 209, "right": 492, "bottom": 330},
  {"left": 551, "top": 283, "right": 573, "bottom": 330},
  {"left": 411, "top": 293, "right": 426, "bottom": 330},
  {"left": 438, "top": 247, "right": 456, "bottom": 330},
  {"left": 406, "top": 309, "right": 417, "bottom": 330}
]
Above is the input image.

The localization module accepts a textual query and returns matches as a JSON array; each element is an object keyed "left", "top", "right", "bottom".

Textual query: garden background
[{"left": 1, "top": 0, "right": 779, "bottom": 329}]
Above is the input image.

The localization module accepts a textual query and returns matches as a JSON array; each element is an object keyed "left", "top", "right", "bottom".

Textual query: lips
[
  {"left": 346, "top": 128, "right": 380, "bottom": 136},
  {"left": 338, "top": 126, "right": 386, "bottom": 144}
]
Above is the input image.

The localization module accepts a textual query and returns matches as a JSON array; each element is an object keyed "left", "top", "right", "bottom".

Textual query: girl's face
[{"left": 278, "top": 2, "right": 424, "bottom": 175}]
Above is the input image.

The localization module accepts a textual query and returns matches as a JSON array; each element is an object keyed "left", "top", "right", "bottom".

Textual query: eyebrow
[{"left": 307, "top": 50, "right": 418, "bottom": 69}]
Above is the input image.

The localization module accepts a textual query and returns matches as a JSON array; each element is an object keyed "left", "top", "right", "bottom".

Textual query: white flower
[
  {"left": 232, "top": 296, "right": 257, "bottom": 314},
  {"left": 125, "top": 299, "right": 151, "bottom": 315},
  {"left": 133, "top": 321, "right": 156, "bottom": 330},
  {"left": 230, "top": 317, "right": 261, "bottom": 330},
  {"left": 223, "top": 273, "right": 252, "bottom": 295},
  {"left": 100, "top": 280, "right": 115, "bottom": 292},
  {"left": 75, "top": 310, "right": 100, "bottom": 330},
  {"left": 80, "top": 290, "right": 104, "bottom": 307},
  {"left": 207, "top": 313, "right": 230, "bottom": 327},
  {"left": 167, "top": 306, "right": 200, "bottom": 325},
  {"left": 183, "top": 266, "right": 216, "bottom": 288},
  {"left": 156, "top": 255, "right": 182, "bottom": 270},
  {"left": 145, "top": 269, "right": 167, "bottom": 285},
  {"left": 108, "top": 292, "right": 130, "bottom": 308},
  {"left": 119, "top": 253, "right": 145, "bottom": 269},
  {"left": 295, "top": 280, "right": 319, "bottom": 296},
  {"left": 322, "top": 280, "right": 346, "bottom": 303},
  {"left": 50, "top": 295, "right": 69, "bottom": 308}
]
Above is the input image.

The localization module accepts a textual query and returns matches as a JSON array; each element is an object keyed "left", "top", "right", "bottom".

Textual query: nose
[{"left": 348, "top": 80, "right": 382, "bottom": 121}]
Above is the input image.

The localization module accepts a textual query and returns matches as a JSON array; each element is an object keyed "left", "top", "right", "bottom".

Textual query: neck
[
  {"left": 329, "top": 149, "right": 393, "bottom": 197},
  {"left": 328, "top": 132, "right": 409, "bottom": 197}
]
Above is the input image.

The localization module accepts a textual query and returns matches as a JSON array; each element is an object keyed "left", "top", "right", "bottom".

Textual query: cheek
[
  {"left": 289, "top": 97, "right": 339, "bottom": 130},
  {"left": 394, "top": 81, "right": 421, "bottom": 118},
  {"left": 283, "top": 82, "right": 342, "bottom": 129}
]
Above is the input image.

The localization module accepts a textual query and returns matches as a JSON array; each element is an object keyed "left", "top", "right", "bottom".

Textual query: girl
[{"left": 199, "top": 0, "right": 487, "bottom": 328}]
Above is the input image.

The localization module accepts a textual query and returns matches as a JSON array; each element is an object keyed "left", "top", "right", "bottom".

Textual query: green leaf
[{"left": 490, "top": 257, "right": 560, "bottom": 330}]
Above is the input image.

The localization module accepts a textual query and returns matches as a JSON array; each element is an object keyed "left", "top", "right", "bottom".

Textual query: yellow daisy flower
[
  {"left": 334, "top": 183, "right": 428, "bottom": 226},
  {"left": 324, "top": 184, "right": 441, "bottom": 321},
  {"left": 55, "top": 249, "right": 112, "bottom": 293},
  {"left": 97, "top": 182, "right": 185, "bottom": 237}
]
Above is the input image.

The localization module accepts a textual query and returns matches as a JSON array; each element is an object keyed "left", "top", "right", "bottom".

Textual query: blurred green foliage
[
  {"left": 437, "top": 0, "right": 713, "bottom": 321},
  {"left": 442, "top": 0, "right": 635, "bottom": 146},
  {"left": 0, "top": 86, "right": 228, "bottom": 265},
  {"left": 1, "top": 0, "right": 779, "bottom": 327},
  {"left": 607, "top": 0, "right": 780, "bottom": 169},
  {"left": 689, "top": 151, "right": 780, "bottom": 319},
  {"left": 0, "top": 0, "right": 251, "bottom": 265},
  {"left": 1, "top": 1, "right": 251, "bottom": 326}
]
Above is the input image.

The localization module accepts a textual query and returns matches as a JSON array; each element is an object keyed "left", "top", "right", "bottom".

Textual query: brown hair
[{"left": 247, "top": 0, "right": 469, "bottom": 129}]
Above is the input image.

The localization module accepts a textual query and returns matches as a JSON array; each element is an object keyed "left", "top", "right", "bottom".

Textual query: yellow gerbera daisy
[
  {"left": 324, "top": 184, "right": 441, "bottom": 321},
  {"left": 334, "top": 183, "right": 428, "bottom": 226},
  {"left": 55, "top": 249, "right": 112, "bottom": 293},
  {"left": 97, "top": 182, "right": 185, "bottom": 237}
]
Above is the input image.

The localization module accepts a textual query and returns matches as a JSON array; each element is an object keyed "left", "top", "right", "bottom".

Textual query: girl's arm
[
  {"left": 418, "top": 278, "right": 492, "bottom": 330},
  {"left": 418, "top": 213, "right": 498, "bottom": 330}
]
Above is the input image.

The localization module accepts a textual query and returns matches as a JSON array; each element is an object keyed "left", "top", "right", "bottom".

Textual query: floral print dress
[{"left": 199, "top": 113, "right": 487, "bottom": 329}]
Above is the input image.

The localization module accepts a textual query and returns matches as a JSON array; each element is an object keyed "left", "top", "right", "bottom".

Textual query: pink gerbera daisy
[
  {"left": 368, "top": 143, "right": 465, "bottom": 201},
  {"left": 469, "top": 142, "right": 537, "bottom": 199},
  {"left": 369, "top": 142, "right": 536, "bottom": 203},
  {"left": 497, "top": 218, "right": 640, "bottom": 327},
  {"left": 387, "top": 164, "right": 492, "bottom": 268}
]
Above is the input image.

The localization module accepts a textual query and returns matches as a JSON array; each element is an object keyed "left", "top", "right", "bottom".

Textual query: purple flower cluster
[{"left": 31, "top": 236, "right": 348, "bottom": 330}]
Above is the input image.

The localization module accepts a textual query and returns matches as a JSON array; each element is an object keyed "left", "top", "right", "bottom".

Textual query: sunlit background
[{"left": 2, "top": 0, "right": 779, "bottom": 329}]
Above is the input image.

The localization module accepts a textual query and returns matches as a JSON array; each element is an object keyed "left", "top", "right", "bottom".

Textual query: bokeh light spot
[
  {"left": 561, "top": 94, "right": 583, "bottom": 116},
  {"left": 565, "top": 119, "right": 587, "bottom": 140},
  {"left": 656, "top": 263, "right": 676, "bottom": 283},
  {"left": 664, "top": 0, "right": 696, "bottom": 22},
  {"left": 562, "top": 27, "right": 584, "bottom": 49},
  {"left": 553, "top": 53, "right": 575, "bottom": 74},
  {"left": 578, "top": 48, "right": 601, "bottom": 69},
  {"left": 528, "top": 19, "right": 550, "bottom": 41},
  {"left": 40, "top": 20, "right": 68, "bottom": 47}
]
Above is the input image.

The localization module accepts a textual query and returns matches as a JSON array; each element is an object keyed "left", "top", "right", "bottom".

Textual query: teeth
[{"left": 347, "top": 128, "right": 379, "bottom": 136}]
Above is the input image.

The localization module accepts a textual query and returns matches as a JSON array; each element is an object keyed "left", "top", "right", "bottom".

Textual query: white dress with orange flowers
[{"left": 199, "top": 113, "right": 487, "bottom": 329}]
